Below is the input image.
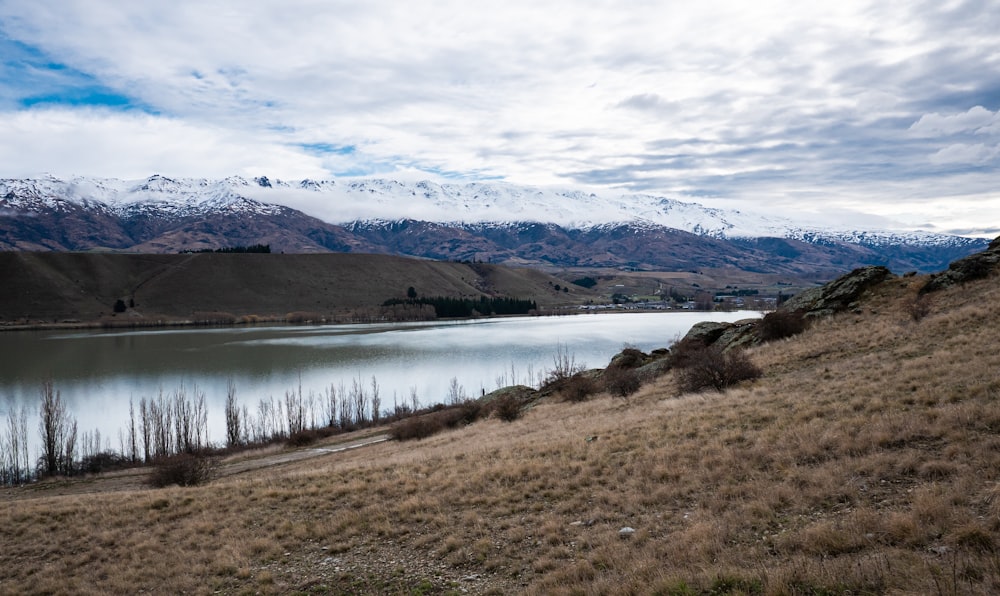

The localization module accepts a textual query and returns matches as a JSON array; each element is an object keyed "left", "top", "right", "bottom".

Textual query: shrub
[
  {"left": 560, "top": 374, "right": 599, "bottom": 402},
  {"left": 457, "top": 400, "right": 483, "bottom": 425},
  {"left": 907, "top": 296, "right": 931, "bottom": 322},
  {"left": 285, "top": 311, "right": 323, "bottom": 324},
  {"left": 542, "top": 344, "right": 584, "bottom": 389},
  {"left": 673, "top": 345, "right": 762, "bottom": 393},
  {"left": 756, "top": 309, "right": 808, "bottom": 342},
  {"left": 603, "top": 367, "right": 642, "bottom": 399},
  {"left": 390, "top": 413, "right": 445, "bottom": 441},
  {"left": 80, "top": 451, "right": 132, "bottom": 475},
  {"left": 148, "top": 453, "right": 218, "bottom": 488},
  {"left": 286, "top": 428, "right": 332, "bottom": 447},
  {"left": 491, "top": 394, "right": 523, "bottom": 422}
]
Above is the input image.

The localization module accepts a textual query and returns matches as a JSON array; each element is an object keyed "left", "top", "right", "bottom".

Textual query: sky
[{"left": 0, "top": 1, "right": 998, "bottom": 237}]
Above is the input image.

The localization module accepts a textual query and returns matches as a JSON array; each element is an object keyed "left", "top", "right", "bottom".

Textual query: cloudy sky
[{"left": 1, "top": 1, "right": 998, "bottom": 236}]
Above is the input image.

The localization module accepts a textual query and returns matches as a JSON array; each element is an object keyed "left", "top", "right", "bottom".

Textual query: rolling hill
[{"left": 0, "top": 252, "right": 594, "bottom": 324}]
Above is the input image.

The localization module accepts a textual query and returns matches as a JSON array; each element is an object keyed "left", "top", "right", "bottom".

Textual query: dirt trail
[
  {"left": 0, "top": 431, "right": 391, "bottom": 501},
  {"left": 217, "top": 433, "right": 390, "bottom": 478}
]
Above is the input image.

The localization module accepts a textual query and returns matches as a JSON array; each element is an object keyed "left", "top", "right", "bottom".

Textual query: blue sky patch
[{"left": 1, "top": 34, "right": 143, "bottom": 111}]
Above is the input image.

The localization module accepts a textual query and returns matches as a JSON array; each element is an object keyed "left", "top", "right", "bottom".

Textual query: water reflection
[{"left": 0, "top": 312, "right": 757, "bottom": 451}]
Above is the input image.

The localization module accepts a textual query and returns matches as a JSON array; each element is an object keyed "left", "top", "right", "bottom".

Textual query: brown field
[
  {"left": 2, "top": 271, "right": 999, "bottom": 594},
  {"left": 0, "top": 252, "right": 596, "bottom": 324}
]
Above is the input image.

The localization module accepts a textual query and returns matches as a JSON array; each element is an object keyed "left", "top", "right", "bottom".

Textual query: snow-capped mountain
[{"left": 0, "top": 174, "right": 988, "bottom": 277}]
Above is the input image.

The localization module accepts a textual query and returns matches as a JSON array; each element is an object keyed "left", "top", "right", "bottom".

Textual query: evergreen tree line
[
  {"left": 183, "top": 244, "right": 271, "bottom": 254},
  {"left": 382, "top": 295, "right": 538, "bottom": 318}
]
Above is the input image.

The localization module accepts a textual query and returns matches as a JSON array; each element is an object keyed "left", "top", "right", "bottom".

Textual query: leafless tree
[
  {"left": 127, "top": 397, "right": 138, "bottom": 462},
  {"left": 447, "top": 377, "right": 467, "bottom": 405},
  {"left": 63, "top": 420, "right": 77, "bottom": 475},
  {"left": 38, "top": 380, "right": 71, "bottom": 476},
  {"left": 192, "top": 387, "right": 208, "bottom": 450},
  {"left": 150, "top": 391, "right": 173, "bottom": 458},
  {"left": 174, "top": 386, "right": 193, "bottom": 453},
  {"left": 351, "top": 376, "right": 368, "bottom": 425},
  {"left": 3, "top": 404, "right": 30, "bottom": 484},
  {"left": 370, "top": 376, "right": 381, "bottom": 424},
  {"left": 323, "top": 383, "right": 338, "bottom": 428},
  {"left": 338, "top": 382, "right": 352, "bottom": 429},
  {"left": 224, "top": 379, "right": 242, "bottom": 447},
  {"left": 139, "top": 397, "right": 152, "bottom": 462},
  {"left": 410, "top": 386, "right": 420, "bottom": 412}
]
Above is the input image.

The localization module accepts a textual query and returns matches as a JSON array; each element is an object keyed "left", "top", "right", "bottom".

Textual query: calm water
[{"left": 0, "top": 311, "right": 756, "bottom": 452}]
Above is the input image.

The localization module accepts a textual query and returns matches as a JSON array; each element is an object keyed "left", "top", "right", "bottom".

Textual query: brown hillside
[
  {"left": 0, "top": 252, "right": 593, "bottom": 323},
  {"left": 2, "top": 254, "right": 999, "bottom": 593}
]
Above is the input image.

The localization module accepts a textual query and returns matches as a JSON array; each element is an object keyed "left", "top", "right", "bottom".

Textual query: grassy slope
[
  {"left": 0, "top": 252, "right": 593, "bottom": 322},
  {"left": 2, "top": 272, "right": 1000, "bottom": 594}
]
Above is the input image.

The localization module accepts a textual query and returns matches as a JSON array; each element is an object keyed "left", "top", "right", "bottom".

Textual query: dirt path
[
  {"left": 0, "top": 431, "right": 391, "bottom": 501},
  {"left": 216, "top": 433, "right": 390, "bottom": 478}
]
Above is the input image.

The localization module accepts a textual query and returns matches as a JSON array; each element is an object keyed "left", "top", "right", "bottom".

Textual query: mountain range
[{"left": 0, "top": 174, "right": 988, "bottom": 279}]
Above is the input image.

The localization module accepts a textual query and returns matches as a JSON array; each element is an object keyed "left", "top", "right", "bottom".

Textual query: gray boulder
[
  {"left": 920, "top": 236, "right": 1000, "bottom": 294},
  {"left": 780, "top": 265, "right": 894, "bottom": 317}
]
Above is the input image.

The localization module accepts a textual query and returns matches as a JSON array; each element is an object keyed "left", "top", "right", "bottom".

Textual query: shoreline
[{"left": 0, "top": 304, "right": 748, "bottom": 333}]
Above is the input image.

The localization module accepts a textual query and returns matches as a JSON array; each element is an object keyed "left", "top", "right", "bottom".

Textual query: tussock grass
[{"left": 3, "top": 274, "right": 1000, "bottom": 593}]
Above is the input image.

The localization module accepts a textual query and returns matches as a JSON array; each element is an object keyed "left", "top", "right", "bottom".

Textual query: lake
[{"left": 0, "top": 311, "right": 756, "bottom": 453}]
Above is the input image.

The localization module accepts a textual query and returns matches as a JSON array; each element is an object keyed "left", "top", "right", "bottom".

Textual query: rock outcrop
[
  {"left": 675, "top": 265, "right": 895, "bottom": 353},
  {"left": 780, "top": 265, "right": 894, "bottom": 317},
  {"left": 920, "top": 236, "right": 1000, "bottom": 294}
]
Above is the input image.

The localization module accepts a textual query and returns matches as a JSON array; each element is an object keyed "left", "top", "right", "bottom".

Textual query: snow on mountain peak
[{"left": 0, "top": 174, "right": 981, "bottom": 248}]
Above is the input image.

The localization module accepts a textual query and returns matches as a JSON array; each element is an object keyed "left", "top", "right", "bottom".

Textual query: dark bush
[
  {"left": 286, "top": 427, "right": 334, "bottom": 447},
  {"left": 491, "top": 394, "right": 523, "bottom": 422},
  {"left": 673, "top": 345, "right": 762, "bottom": 394},
  {"left": 80, "top": 451, "right": 132, "bottom": 475},
  {"left": 148, "top": 453, "right": 218, "bottom": 488},
  {"left": 560, "top": 374, "right": 599, "bottom": 402},
  {"left": 603, "top": 367, "right": 642, "bottom": 399},
  {"left": 668, "top": 336, "right": 712, "bottom": 369},
  {"left": 907, "top": 296, "right": 931, "bottom": 322},
  {"left": 390, "top": 413, "right": 446, "bottom": 441},
  {"left": 756, "top": 309, "right": 808, "bottom": 342},
  {"left": 458, "top": 400, "right": 483, "bottom": 425}
]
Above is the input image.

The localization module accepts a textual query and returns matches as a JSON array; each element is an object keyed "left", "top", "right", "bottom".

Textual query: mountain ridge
[{"left": 0, "top": 174, "right": 988, "bottom": 278}]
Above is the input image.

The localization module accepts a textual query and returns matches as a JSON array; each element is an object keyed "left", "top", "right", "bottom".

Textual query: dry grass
[{"left": 3, "top": 274, "right": 1000, "bottom": 594}]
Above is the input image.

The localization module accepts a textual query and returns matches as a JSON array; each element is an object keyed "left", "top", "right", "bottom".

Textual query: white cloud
[
  {"left": 0, "top": 0, "right": 998, "bottom": 234},
  {"left": 0, "top": 108, "right": 328, "bottom": 179},
  {"left": 909, "top": 106, "right": 999, "bottom": 137},
  {"left": 929, "top": 143, "right": 998, "bottom": 166}
]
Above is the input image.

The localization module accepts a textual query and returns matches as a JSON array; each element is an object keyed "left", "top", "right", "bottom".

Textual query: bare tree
[
  {"left": 139, "top": 397, "right": 152, "bottom": 462},
  {"left": 38, "top": 380, "right": 69, "bottom": 476},
  {"left": 370, "top": 376, "right": 381, "bottom": 425},
  {"left": 3, "top": 404, "right": 29, "bottom": 484},
  {"left": 338, "top": 382, "right": 352, "bottom": 429},
  {"left": 351, "top": 376, "right": 368, "bottom": 425},
  {"left": 63, "top": 420, "right": 77, "bottom": 475},
  {"left": 127, "top": 397, "right": 138, "bottom": 462},
  {"left": 224, "top": 379, "right": 242, "bottom": 447},
  {"left": 447, "top": 377, "right": 467, "bottom": 405},
  {"left": 237, "top": 403, "right": 249, "bottom": 444},
  {"left": 323, "top": 383, "right": 338, "bottom": 428},
  {"left": 150, "top": 391, "right": 173, "bottom": 459},
  {"left": 174, "top": 386, "right": 193, "bottom": 453},
  {"left": 192, "top": 387, "right": 208, "bottom": 450},
  {"left": 285, "top": 386, "right": 304, "bottom": 435},
  {"left": 409, "top": 386, "right": 420, "bottom": 412}
]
